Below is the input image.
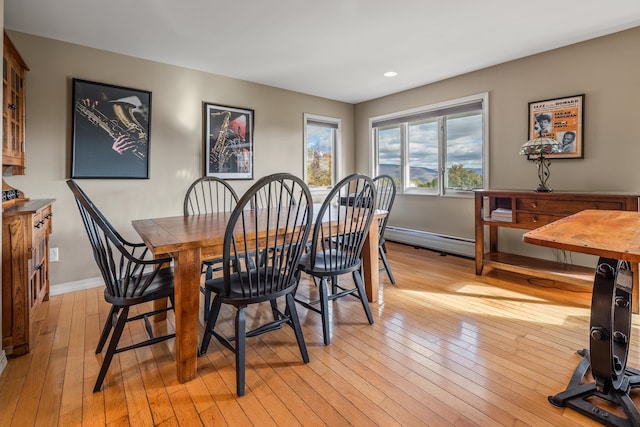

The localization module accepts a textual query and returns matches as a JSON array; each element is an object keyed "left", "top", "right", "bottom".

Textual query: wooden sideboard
[
  {"left": 2, "top": 199, "right": 54, "bottom": 356},
  {"left": 474, "top": 190, "right": 640, "bottom": 311}
]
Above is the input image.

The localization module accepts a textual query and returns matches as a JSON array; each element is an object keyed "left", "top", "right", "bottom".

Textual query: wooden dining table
[{"left": 132, "top": 204, "right": 386, "bottom": 384}]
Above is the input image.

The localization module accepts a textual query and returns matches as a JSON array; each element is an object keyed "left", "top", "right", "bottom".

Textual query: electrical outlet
[{"left": 49, "top": 247, "right": 59, "bottom": 262}]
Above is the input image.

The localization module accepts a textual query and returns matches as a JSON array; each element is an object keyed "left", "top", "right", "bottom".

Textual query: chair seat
[
  {"left": 298, "top": 250, "right": 361, "bottom": 277},
  {"left": 105, "top": 267, "right": 174, "bottom": 306},
  {"left": 204, "top": 269, "right": 296, "bottom": 304}
]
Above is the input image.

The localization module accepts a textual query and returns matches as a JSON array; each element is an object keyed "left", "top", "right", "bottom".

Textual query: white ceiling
[{"left": 5, "top": 0, "right": 640, "bottom": 104}]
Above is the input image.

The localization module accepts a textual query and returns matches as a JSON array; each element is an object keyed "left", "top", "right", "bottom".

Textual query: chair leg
[
  {"left": 202, "top": 287, "right": 211, "bottom": 321},
  {"left": 270, "top": 299, "right": 281, "bottom": 321},
  {"left": 202, "top": 263, "right": 214, "bottom": 320},
  {"left": 353, "top": 270, "right": 374, "bottom": 325},
  {"left": 319, "top": 278, "right": 331, "bottom": 345},
  {"left": 331, "top": 275, "right": 338, "bottom": 294},
  {"left": 96, "top": 305, "right": 118, "bottom": 354},
  {"left": 235, "top": 306, "right": 247, "bottom": 397},
  {"left": 379, "top": 244, "right": 396, "bottom": 284},
  {"left": 286, "top": 293, "right": 309, "bottom": 363},
  {"left": 94, "top": 306, "right": 129, "bottom": 392},
  {"left": 199, "top": 295, "right": 222, "bottom": 355}
]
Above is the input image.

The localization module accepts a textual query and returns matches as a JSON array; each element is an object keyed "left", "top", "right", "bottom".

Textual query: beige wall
[
  {"left": 5, "top": 26, "right": 640, "bottom": 287},
  {"left": 4, "top": 31, "right": 355, "bottom": 286},
  {"left": 355, "top": 26, "right": 640, "bottom": 261}
]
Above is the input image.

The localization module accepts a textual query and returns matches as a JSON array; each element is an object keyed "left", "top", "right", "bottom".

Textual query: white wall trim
[
  {"left": 50, "top": 276, "right": 103, "bottom": 296},
  {"left": 385, "top": 226, "right": 475, "bottom": 258},
  {"left": 0, "top": 350, "right": 7, "bottom": 376}
]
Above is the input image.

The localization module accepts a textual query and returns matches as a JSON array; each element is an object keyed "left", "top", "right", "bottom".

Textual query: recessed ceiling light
[{"left": 384, "top": 71, "right": 397, "bottom": 77}]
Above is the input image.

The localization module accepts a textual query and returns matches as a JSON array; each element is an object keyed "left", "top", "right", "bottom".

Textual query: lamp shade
[{"left": 520, "top": 136, "right": 561, "bottom": 157}]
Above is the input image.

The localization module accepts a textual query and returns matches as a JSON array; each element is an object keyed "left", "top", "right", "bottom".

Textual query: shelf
[{"left": 483, "top": 252, "right": 595, "bottom": 289}]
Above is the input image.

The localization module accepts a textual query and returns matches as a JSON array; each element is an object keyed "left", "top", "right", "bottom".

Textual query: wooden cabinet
[
  {"left": 2, "top": 199, "right": 54, "bottom": 356},
  {"left": 1, "top": 32, "right": 52, "bottom": 356},
  {"left": 475, "top": 190, "right": 640, "bottom": 310},
  {"left": 2, "top": 32, "right": 28, "bottom": 175}
]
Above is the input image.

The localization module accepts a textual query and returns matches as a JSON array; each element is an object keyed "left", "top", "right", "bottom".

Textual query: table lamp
[{"left": 520, "top": 135, "right": 561, "bottom": 192}]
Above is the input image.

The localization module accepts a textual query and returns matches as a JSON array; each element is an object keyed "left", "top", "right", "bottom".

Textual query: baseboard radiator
[{"left": 384, "top": 226, "right": 475, "bottom": 258}]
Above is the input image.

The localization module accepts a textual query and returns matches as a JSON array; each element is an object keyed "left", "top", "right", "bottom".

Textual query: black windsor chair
[
  {"left": 183, "top": 176, "right": 239, "bottom": 320},
  {"left": 67, "top": 179, "right": 175, "bottom": 393},
  {"left": 373, "top": 174, "right": 397, "bottom": 284},
  {"left": 295, "top": 173, "right": 377, "bottom": 345},
  {"left": 198, "top": 173, "right": 313, "bottom": 396}
]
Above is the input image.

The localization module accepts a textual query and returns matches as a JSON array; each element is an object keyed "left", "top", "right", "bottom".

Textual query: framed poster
[
  {"left": 204, "top": 102, "right": 253, "bottom": 179},
  {"left": 528, "top": 94, "right": 584, "bottom": 159},
  {"left": 71, "top": 79, "right": 151, "bottom": 179}
]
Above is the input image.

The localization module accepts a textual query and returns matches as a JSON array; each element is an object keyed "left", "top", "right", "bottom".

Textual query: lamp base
[{"left": 534, "top": 186, "right": 553, "bottom": 193}]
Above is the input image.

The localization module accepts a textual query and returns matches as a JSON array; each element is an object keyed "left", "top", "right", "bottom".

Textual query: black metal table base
[
  {"left": 549, "top": 349, "right": 640, "bottom": 427},
  {"left": 549, "top": 258, "right": 640, "bottom": 427}
]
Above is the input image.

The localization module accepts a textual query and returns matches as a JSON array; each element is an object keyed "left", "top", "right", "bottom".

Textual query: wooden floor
[{"left": 1, "top": 241, "right": 639, "bottom": 426}]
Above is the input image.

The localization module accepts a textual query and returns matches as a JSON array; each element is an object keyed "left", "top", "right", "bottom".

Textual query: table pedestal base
[
  {"left": 549, "top": 257, "right": 640, "bottom": 427},
  {"left": 549, "top": 349, "right": 640, "bottom": 427}
]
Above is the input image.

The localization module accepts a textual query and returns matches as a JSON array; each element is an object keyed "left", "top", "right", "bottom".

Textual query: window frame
[
  {"left": 370, "top": 92, "right": 489, "bottom": 197},
  {"left": 303, "top": 113, "right": 341, "bottom": 193}
]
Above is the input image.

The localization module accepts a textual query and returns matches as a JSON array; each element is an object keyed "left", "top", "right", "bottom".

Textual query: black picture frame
[
  {"left": 203, "top": 102, "right": 254, "bottom": 179},
  {"left": 528, "top": 94, "right": 584, "bottom": 159},
  {"left": 71, "top": 78, "right": 151, "bottom": 179}
]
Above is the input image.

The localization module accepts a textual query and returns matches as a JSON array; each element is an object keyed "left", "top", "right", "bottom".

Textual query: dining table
[{"left": 132, "top": 204, "right": 386, "bottom": 384}]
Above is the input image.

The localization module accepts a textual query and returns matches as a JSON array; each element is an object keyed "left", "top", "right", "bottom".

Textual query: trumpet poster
[
  {"left": 71, "top": 79, "right": 151, "bottom": 178},
  {"left": 528, "top": 94, "right": 584, "bottom": 159},
  {"left": 204, "top": 103, "right": 253, "bottom": 179}
]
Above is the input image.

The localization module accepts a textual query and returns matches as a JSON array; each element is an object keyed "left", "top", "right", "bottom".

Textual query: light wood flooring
[{"left": 1, "top": 242, "right": 639, "bottom": 426}]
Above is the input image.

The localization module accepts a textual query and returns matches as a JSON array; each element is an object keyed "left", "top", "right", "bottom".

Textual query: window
[
  {"left": 304, "top": 114, "right": 340, "bottom": 190},
  {"left": 371, "top": 93, "right": 488, "bottom": 196}
]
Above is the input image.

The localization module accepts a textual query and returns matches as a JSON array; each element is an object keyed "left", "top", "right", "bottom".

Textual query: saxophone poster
[
  {"left": 204, "top": 102, "right": 254, "bottom": 179},
  {"left": 71, "top": 79, "right": 151, "bottom": 178}
]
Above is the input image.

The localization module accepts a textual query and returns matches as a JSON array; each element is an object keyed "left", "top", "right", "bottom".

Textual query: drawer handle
[
  {"left": 7, "top": 103, "right": 16, "bottom": 110},
  {"left": 34, "top": 220, "right": 45, "bottom": 228},
  {"left": 531, "top": 216, "right": 538, "bottom": 223},
  {"left": 45, "top": 213, "right": 52, "bottom": 219},
  {"left": 531, "top": 202, "right": 537, "bottom": 208}
]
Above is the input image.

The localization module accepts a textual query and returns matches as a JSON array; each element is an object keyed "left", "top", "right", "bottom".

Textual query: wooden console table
[
  {"left": 524, "top": 210, "right": 640, "bottom": 426},
  {"left": 474, "top": 190, "right": 640, "bottom": 312}
]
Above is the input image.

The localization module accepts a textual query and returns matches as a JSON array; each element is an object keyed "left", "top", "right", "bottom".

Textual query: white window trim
[
  {"left": 369, "top": 92, "right": 489, "bottom": 197},
  {"left": 304, "top": 113, "right": 341, "bottom": 195}
]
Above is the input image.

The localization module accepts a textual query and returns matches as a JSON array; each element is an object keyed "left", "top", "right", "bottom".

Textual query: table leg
[
  {"left": 173, "top": 248, "right": 201, "bottom": 383},
  {"left": 362, "top": 219, "right": 379, "bottom": 303},
  {"left": 549, "top": 257, "right": 640, "bottom": 426}
]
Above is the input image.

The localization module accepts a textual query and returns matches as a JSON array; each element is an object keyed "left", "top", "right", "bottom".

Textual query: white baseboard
[
  {"left": 0, "top": 350, "right": 7, "bottom": 376},
  {"left": 384, "top": 226, "right": 475, "bottom": 258},
  {"left": 50, "top": 276, "right": 104, "bottom": 296}
]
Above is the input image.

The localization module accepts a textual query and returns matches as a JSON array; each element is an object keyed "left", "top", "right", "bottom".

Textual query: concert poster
[
  {"left": 528, "top": 94, "right": 584, "bottom": 159},
  {"left": 71, "top": 79, "right": 151, "bottom": 178}
]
